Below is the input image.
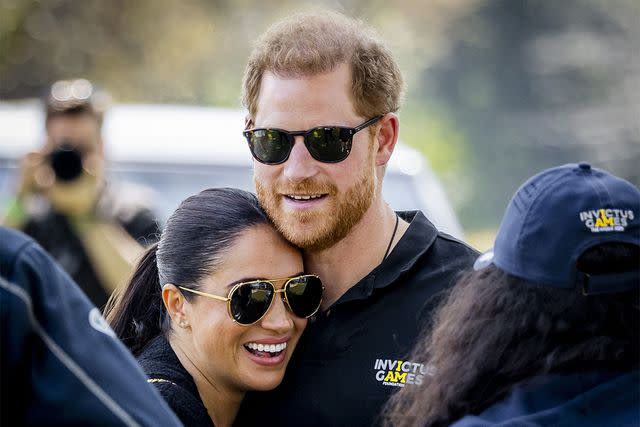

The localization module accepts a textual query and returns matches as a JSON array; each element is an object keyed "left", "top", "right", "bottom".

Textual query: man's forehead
[
  {"left": 47, "top": 115, "right": 100, "bottom": 135},
  {"left": 254, "top": 64, "right": 356, "bottom": 125}
]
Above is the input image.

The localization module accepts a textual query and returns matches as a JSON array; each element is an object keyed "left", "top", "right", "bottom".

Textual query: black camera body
[{"left": 48, "top": 143, "right": 84, "bottom": 182}]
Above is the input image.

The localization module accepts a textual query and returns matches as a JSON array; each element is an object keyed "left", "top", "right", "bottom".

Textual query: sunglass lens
[
  {"left": 285, "top": 276, "right": 323, "bottom": 318},
  {"left": 229, "top": 282, "right": 274, "bottom": 324},
  {"left": 306, "top": 127, "right": 351, "bottom": 162},
  {"left": 249, "top": 129, "right": 291, "bottom": 164}
]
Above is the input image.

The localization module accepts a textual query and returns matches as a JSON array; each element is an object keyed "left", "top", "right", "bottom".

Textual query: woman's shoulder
[
  {"left": 137, "top": 335, "right": 194, "bottom": 393},
  {"left": 137, "top": 335, "right": 181, "bottom": 373},
  {"left": 137, "top": 335, "right": 215, "bottom": 427},
  {"left": 149, "top": 378, "right": 215, "bottom": 427}
]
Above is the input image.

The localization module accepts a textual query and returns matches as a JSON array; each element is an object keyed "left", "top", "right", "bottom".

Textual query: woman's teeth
[{"left": 245, "top": 342, "right": 287, "bottom": 354}]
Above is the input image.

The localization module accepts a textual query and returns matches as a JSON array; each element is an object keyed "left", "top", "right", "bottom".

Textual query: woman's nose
[{"left": 260, "top": 295, "right": 294, "bottom": 333}]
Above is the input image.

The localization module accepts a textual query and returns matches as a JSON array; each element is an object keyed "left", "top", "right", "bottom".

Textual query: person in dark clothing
[
  {"left": 0, "top": 226, "right": 181, "bottom": 426},
  {"left": 236, "top": 10, "right": 477, "bottom": 426},
  {"left": 383, "top": 163, "right": 640, "bottom": 427},
  {"left": 105, "top": 188, "right": 324, "bottom": 427},
  {"left": 3, "top": 78, "right": 159, "bottom": 308}
]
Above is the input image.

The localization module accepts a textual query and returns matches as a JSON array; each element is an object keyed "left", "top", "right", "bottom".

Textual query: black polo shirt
[{"left": 236, "top": 211, "right": 478, "bottom": 426}]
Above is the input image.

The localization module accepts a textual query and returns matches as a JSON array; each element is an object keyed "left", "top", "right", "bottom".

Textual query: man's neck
[{"left": 304, "top": 199, "right": 409, "bottom": 309}]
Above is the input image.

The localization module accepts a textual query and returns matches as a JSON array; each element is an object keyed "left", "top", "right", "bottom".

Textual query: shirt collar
[{"left": 333, "top": 211, "right": 439, "bottom": 306}]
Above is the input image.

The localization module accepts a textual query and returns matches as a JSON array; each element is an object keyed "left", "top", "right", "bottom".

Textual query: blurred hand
[
  {"left": 17, "top": 149, "right": 104, "bottom": 219},
  {"left": 16, "top": 151, "right": 53, "bottom": 198}
]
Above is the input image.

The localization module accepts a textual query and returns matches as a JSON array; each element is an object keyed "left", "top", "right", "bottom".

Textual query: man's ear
[
  {"left": 374, "top": 113, "right": 399, "bottom": 167},
  {"left": 244, "top": 115, "right": 254, "bottom": 130},
  {"left": 162, "top": 284, "right": 189, "bottom": 327}
]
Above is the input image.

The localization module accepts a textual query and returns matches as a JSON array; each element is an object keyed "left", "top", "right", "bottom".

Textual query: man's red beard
[{"left": 256, "top": 162, "right": 376, "bottom": 252}]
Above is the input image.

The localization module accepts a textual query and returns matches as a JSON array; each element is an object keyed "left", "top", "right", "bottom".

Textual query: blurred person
[
  {"left": 236, "top": 10, "right": 477, "bottom": 426},
  {"left": 105, "top": 188, "right": 324, "bottom": 427},
  {"left": 2, "top": 78, "right": 160, "bottom": 308},
  {"left": 383, "top": 163, "right": 640, "bottom": 427},
  {"left": 0, "top": 226, "right": 182, "bottom": 426}
]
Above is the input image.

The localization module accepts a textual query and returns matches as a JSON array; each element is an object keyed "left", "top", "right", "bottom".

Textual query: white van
[{"left": 0, "top": 101, "right": 464, "bottom": 238}]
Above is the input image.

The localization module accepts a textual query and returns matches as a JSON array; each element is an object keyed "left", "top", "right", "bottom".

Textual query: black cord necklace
[{"left": 383, "top": 214, "right": 400, "bottom": 261}]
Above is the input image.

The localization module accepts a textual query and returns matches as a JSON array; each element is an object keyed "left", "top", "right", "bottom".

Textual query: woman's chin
[{"left": 244, "top": 372, "right": 286, "bottom": 391}]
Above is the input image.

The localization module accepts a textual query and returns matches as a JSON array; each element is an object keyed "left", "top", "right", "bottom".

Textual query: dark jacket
[
  {"left": 0, "top": 226, "right": 181, "bottom": 426},
  {"left": 137, "top": 335, "right": 215, "bottom": 427},
  {"left": 451, "top": 370, "right": 640, "bottom": 427},
  {"left": 237, "top": 211, "right": 478, "bottom": 426}
]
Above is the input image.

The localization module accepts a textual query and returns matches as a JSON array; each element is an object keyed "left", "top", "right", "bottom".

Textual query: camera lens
[{"left": 49, "top": 144, "right": 83, "bottom": 182}]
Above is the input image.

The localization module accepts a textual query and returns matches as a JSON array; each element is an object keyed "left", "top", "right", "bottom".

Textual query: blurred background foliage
[{"left": 2, "top": 0, "right": 638, "bottom": 246}]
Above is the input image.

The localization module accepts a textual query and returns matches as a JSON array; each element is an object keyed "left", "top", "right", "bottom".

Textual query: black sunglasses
[
  {"left": 243, "top": 116, "right": 383, "bottom": 165},
  {"left": 179, "top": 274, "right": 324, "bottom": 326}
]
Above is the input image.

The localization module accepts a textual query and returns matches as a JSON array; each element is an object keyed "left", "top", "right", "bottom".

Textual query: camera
[{"left": 48, "top": 143, "right": 84, "bottom": 182}]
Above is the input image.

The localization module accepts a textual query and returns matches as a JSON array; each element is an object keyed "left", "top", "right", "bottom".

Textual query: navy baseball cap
[{"left": 474, "top": 162, "right": 640, "bottom": 294}]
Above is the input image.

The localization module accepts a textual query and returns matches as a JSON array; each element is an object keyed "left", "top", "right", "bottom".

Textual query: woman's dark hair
[
  {"left": 105, "top": 188, "right": 272, "bottom": 355},
  {"left": 382, "top": 243, "right": 639, "bottom": 427}
]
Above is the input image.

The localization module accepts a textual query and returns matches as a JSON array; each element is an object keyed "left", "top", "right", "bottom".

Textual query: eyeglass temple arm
[
  {"left": 353, "top": 115, "right": 383, "bottom": 132},
  {"left": 178, "top": 286, "right": 229, "bottom": 302}
]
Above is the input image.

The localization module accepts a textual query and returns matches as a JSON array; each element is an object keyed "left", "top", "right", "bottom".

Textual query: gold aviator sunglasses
[{"left": 178, "top": 274, "right": 323, "bottom": 325}]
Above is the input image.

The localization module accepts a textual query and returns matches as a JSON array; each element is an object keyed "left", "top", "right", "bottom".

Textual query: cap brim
[{"left": 473, "top": 249, "right": 495, "bottom": 271}]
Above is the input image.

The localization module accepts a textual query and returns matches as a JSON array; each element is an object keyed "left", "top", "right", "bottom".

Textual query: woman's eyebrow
[
  {"left": 226, "top": 277, "right": 262, "bottom": 288},
  {"left": 226, "top": 272, "right": 306, "bottom": 288}
]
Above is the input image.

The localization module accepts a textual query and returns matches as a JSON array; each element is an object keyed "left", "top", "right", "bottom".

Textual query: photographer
[{"left": 3, "top": 79, "right": 160, "bottom": 308}]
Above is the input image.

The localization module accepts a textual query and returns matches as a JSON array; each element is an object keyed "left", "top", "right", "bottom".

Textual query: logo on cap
[{"left": 579, "top": 208, "right": 635, "bottom": 233}]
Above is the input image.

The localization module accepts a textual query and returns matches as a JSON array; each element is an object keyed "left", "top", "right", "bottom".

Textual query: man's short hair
[{"left": 242, "top": 10, "right": 404, "bottom": 121}]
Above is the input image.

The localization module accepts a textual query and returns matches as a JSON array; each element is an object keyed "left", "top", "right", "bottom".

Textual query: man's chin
[{"left": 272, "top": 214, "right": 330, "bottom": 251}]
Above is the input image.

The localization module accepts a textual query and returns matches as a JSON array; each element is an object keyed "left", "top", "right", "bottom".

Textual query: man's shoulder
[
  {"left": 403, "top": 210, "right": 479, "bottom": 269},
  {"left": 433, "top": 230, "right": 480, "bottom": 259},
  {"left": 98, "top": 181, "right": 161, "bottom": 243},
  {"left": 98, "top": 180, "right": 157, "bottom": 218},
  {"left": 400, "top": 210, "right": 478, "bottom": 258},
  {"left": 394, "top": 223, "right": 478, "bottom": 305},
  {"left": 410, "top": 230, "right": 478, "bottom": 282}
]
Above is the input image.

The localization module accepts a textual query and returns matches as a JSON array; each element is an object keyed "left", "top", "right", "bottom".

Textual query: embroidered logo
[
  {"left": 579, "top": 208, "right": 634, "bottom": 233},
  {"left": 373, "top": 358, "right": 433, "bottom": 388}
]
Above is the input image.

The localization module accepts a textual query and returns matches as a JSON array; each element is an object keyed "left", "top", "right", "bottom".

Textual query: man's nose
[
  {"left": 282, "top": 136, "right": 320, "bottom": 183},
  {"left": 260, "top": 294, "right": 294, "bottom": 334}
]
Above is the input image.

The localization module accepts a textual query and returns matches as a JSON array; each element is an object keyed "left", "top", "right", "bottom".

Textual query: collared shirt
[{"left": 236, "top": 211, "right": 478, "bottom": 427}]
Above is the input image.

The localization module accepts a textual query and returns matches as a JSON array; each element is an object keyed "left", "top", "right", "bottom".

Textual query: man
[
  {"left": 237, "top": 11, "right": 478, "bottom": 426},
  {"left": 0, "top": 226, "right": 182, "bottom": 426},
  {"left": 2, "top": 79, "right": 159, "bottom": 308}
]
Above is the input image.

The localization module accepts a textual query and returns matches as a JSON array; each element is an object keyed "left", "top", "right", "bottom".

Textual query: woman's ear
[{"left": 162, "top": 284, "right": 190, "bottom": 328}]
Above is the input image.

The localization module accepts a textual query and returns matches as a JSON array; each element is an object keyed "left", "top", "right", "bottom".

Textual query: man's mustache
[{"left": 273, "top": 179, "right": 336, "bottom": 195}]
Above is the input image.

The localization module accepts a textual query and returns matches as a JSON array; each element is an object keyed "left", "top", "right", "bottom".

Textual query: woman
[
  {"left": 106, "top": 188, "right": 323, "bottom": 427},
  {"left": 383, "top": 163, "right": 639, "bottom": 427}
]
